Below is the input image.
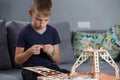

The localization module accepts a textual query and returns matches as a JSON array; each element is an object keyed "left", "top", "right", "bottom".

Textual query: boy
[{"left": 15, "top": 0, "right": 69, "bottom": 80}]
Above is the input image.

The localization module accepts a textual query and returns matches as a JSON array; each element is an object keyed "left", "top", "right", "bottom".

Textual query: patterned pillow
[
  {"left": 117, "top": 23, "right": 120, "bottom": 26},
  {"left": 72, "top": 31, "right": 105, "bottom": 59},
  {"left": 102, "top": 25, "right": 120, "bottom": 59},
  {"left": 106, "top": 25, "right": 120, "bottom": 50},
  {"left": 102, "top": 42, "right": 119, "bottom": 59}
]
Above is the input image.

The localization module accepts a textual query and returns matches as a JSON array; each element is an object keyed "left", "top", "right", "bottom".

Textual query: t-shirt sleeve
[
  {"left": 16, "top": 29, "right": 26, "bottom": 48},
  {"left": 53, "top": 29, "right": 61, "bottom": 45}
]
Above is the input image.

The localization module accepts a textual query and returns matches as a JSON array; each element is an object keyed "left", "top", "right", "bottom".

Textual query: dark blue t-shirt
[{"left": 16, "top": 23, "right": 61, "bottom": 67}]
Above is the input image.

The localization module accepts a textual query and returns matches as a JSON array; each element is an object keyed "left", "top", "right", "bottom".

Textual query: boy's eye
[
  {"left": 35, "top": 18, "right": 41, "bottom": 21},
  {"left": 45, "top": 19, "right": 48, "bottom": 21}
]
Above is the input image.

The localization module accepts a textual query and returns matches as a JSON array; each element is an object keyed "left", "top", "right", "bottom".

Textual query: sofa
[{"left": 0, "top": 19, "right": 120, "bottom": 80}]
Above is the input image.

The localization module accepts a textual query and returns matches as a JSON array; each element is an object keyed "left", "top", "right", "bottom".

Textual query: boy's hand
[
  {"left": 30, "top": 45, "right": 43, "bottom": 55},
  {"left": 43, "top": 44, "right": 54, "bottom": 56}
]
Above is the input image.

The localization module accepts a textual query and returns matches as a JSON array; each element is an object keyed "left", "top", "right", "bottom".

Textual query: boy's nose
[{"left": 39, "top": 22, "right": 45, "bottom": 27}]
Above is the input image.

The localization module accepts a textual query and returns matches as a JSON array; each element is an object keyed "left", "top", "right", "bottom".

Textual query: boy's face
[{"left": 29, "top": 9, "right": 51, "bottom": 30}]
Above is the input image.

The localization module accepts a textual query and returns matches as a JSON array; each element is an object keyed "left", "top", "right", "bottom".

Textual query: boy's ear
[{"left": 28, "top": 10, "right": 33, "bottom": 17}]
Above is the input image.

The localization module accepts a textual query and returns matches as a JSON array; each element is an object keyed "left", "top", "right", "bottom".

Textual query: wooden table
[
  {"left": 76, "top": 72, "right": 120, "bottom": 80},
  {"left": 37, "top": 72, "right": 120, "bottom": 80}
]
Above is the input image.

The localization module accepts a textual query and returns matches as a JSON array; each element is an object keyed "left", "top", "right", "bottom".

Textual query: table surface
[{"left": 37, "top": 72, "right": 120, "bottom": 80}]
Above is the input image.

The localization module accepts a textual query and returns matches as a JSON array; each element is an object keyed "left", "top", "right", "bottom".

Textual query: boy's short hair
[{"left": 31, "top": 0, "right": 52, "bottom": 16}]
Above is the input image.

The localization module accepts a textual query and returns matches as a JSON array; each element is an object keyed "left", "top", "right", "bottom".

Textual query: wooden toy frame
[{"left": 70, "top": 46, "right": 119, "bottom": 80}]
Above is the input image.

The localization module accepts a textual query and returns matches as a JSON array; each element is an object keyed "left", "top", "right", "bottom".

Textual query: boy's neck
[{"left": 36, "top": 27, "right": 47, "bottom": 34}]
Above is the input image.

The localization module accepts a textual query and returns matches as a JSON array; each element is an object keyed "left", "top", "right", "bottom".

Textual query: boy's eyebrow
[
  {"left": 35, "top": 16, "right": 50, "bottom": 20},
  {"left": 35, "top": 17, "right": 42, "bottom": 21}
]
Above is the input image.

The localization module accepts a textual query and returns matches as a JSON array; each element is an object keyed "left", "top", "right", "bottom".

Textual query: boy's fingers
[{"left": 35, "top": 45, "right": 43, "bottom": 49}]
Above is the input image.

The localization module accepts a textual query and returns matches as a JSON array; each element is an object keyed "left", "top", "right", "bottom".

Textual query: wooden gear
[{"left": 70, "top": 46, "right": 119, "bottom": 80}]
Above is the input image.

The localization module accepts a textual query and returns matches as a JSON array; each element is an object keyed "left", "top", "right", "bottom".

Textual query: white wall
[
  {"left": 0, "top": 0, "right": 120, "bottom": 30},
  {"left": 0, "top": 0, "right": 31, "bottom": 21},
  {"left": 51, "top": 0, "right": 120, "bottom": 30}
]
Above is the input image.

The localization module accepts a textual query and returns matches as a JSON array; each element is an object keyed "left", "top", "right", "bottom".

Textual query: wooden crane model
[{"left": 70, "top": 45, "right": 119, "bottom": 80}]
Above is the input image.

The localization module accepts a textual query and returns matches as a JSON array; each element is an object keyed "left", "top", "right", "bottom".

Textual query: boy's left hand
[{"left": 43, "top": 44, "right": 54, "bottom": 56}]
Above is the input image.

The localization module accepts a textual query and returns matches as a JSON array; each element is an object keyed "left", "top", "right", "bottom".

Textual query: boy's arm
[
  {"left": 15, "top": 45, "right": 42, "bottom": 64},
  {"left": 50, "top": 44, "right": 60, "bottom": 63},
  {"left": 15, "top": 47, "right": 33, "bottom": 64}
]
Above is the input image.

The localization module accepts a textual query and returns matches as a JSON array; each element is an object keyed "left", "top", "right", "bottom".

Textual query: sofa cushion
[
  {"left": 72, "top": 31, "right": 105, "bottom": 59},
  {"left": 0, "top": 69, "right": 22, "bottom": 80},
  {"left": 0, "top": 72, "right": 22, "bottom": 80},
  {"left": 0, "top": 20, "right": 12, "bottom": 69},
  {"left": 6, "top": 21, "right": 28, "bottom": 68},
  {"left": 50, "top": 22, "right": 75, "bottom": 64}
]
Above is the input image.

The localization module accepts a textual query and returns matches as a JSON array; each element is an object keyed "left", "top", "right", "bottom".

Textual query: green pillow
[
  {"left": 72, "top": 31, "right": 105, "bottom": 59},
  {"left": 106, "top": 25, "right": 120, "bottom": 49},
  {"left": 102, "top": 25, "right": 120, "bottom": 59}
]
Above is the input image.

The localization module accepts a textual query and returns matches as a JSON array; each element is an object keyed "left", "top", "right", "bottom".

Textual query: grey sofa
[
  {"left": 0, "top": 20, "right": 119, "bottom": 80},
  {"left": 0, "top": 20, "right": 75, "bottom": 80}
]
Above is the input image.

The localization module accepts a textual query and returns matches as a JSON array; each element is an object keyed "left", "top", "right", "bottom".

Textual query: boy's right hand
[{"left": 29, "top": 45, "right": 43, "bottom": 55}]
